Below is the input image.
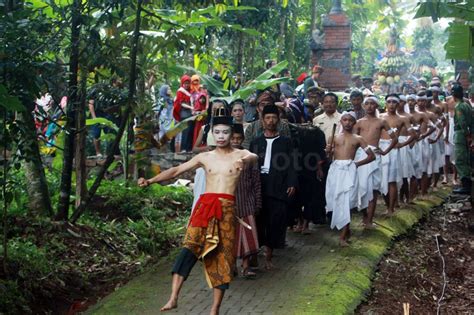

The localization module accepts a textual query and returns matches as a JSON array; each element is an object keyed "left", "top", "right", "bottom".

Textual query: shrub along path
[{"left": 86, "top": 189, "right": 450, "bottom": 315}]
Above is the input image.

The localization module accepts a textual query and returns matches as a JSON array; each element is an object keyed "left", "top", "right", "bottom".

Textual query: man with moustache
[{"left": 249, "top": 105, "right": 297, "bottom": 270}]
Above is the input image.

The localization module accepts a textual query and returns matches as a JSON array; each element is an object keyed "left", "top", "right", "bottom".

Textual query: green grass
[{"left": 283, "top": 190, "right": 449, "bottom": 315}]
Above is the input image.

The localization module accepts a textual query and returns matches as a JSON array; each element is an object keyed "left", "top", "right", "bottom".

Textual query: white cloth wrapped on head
[
  {"left": 379, "top": 139, "right": 403, "bottom": 194},
  {"left": 398, "top": 136, "right": 415, "bottom": 179},
  {"left": 325, "top": 160, "right": 358, "bottom": 230},
  {"left": 355, "top": 146, "right": 381, "bottom": 210},
  {"left": 341, "top": 111, "right": 357, "bottom": 121}
]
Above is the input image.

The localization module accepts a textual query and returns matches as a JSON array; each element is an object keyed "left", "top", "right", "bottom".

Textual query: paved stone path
[{"left": 87, "top": 192, "right": 448, "bottom": 315}]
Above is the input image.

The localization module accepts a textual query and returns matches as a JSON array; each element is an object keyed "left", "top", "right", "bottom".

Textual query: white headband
[
  {"left": 364, "top": 96, "right": 379, "bottom": 105},
  {"left": 430, "top": 86, "right": 441, "bottom": 92},
  {"left": 407, "top": 94, "right": 416, "bottom": 100},
  {"left": 416, "top": 95, "right": 427, "bottom": 101},
  {"left": 399, "top": 95, "right": 407, "bottom": 102},
  {"left": 386, "top": 96, "right": 400, "bottom": 103},
  {"left": 341, "top": 111, "right": 357, "bottom": 121}
]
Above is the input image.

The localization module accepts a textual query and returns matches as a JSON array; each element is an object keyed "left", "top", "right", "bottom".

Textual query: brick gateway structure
[{"left": 311, "top": 0, "right": 351, "bottom": 91}]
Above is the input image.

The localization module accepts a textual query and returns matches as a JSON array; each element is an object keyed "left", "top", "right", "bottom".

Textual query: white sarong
[
  {"left": 437, "top": 139, "right": 445, "bottom": 170},
  {"left": 380, "top": 139, "right": 403, "bottom": 194},
  {"left": 412, "top": 141, "right": 423, "bottom": 179},
  {"left": 398, "top": 136, "right": 415, "bottom": 179},
  {"left": 427, "top": 133, "right": 441, "bottom": 175},
  {"left": 326, "top": 160, "right": 358, "bottom": 230},
  {"left": 355, "top": 146, "right": 381, "bottom": 210},
  {"left": 420, "top": 138, "right": 432, "bottom": 174},
  {"left": 445, "top": 115, "right": 455, "bottom": 159}
]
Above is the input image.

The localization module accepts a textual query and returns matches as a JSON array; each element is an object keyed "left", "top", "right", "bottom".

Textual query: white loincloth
[
  {"left": 325, "top": 160, "right": 358, "bottom": 230},
  {"left": 420, "top": 138, "right": 432, "bottom": 174},
  {"left": 437, "top": 139, "right": 445, "bottom": 169},
  {"left": 355, "top": 146, "right": 381, "bottom": 210},
  {"left": 398, "top": 136, "right": 415, "bottom": 179},
  {"left": 445, "top": 115, "right": 455, "bottom": 159},
  {"left": 427, "top": 133, "right": 441, "bottom": 175},
  {"left": 379, "top": 139, "right": 403, "bottom": 195},
  {"left": 412, "top": 141, "right": 423, "bottom": 179}
]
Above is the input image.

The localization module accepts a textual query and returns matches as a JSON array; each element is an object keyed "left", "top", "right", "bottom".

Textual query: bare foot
[
  {"left": 160, "top": 298, "right": 177, "bottom": 312},
  {"left": 339, "top": 240, "right": 349, "bottom": 247},
  {"left": 293, "top": 225, "right": 303, "bottom": 233},
  {"left": 301, "top": 228, "right": 311, "bottom": 235},
  {"left": 363, "top": 223, "right": 377, "bottom": 230},
  {"left": 264, "top": 259, "right": 274, "bottom": 270},
  {"left": 210, "top": 307, "right": 219, "bottom": 315}
]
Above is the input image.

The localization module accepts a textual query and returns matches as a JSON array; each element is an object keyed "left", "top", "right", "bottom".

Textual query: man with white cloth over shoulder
[
  {"left": 354, "top": 96, "right": 397, "bottom": 228},
  {"left": 379, "top": 94, "right": 415, "bottom": 215},
  {"left": 395, "top": 96, "right": 417, "bottom": 204},
  {"left": 326, "top": 111, "right": 375, "bottom": 246}
]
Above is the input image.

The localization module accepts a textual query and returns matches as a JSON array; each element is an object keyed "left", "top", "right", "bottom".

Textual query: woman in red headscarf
[
  {"left": 173, "top": 75, "right": 193, "bottom": 152},
  {"left": 189, "top": 74, "right": 209, "bottom": 147}
]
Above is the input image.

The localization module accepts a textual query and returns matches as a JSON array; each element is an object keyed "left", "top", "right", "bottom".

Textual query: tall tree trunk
[
  {"left": 287, "top": 1, "right": 298, "bottom": 71},
  {"left": 236, "top": 31, "right": 244, "bottom": 81},
  {"left": 279, "top": 8, "right": 287, "bottom": 61},
  {"left": 71, "top": 0, "right": 144, "bottom": 223},
  {"left": 17, "top": 107, "right": 53, "bottom": 216},
  {"left": 74, "top": 78, "right": 87, "bottom": 209},
  {"left": 2, "top": 108, "right": 8, "bottom": 276},
  {"left": 309, "top": 0, "right": 317, "bottom": 68},
  {"left": 248, "top": 39, "right": 256, "bottom": 79},
  {"left": 56, "top": 0, "right": 82, "bottom": 220}
]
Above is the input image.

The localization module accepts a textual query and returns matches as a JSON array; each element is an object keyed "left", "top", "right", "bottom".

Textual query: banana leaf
[
  {"left": 254, "top": 60, "right": 288, "bottom": 81},
  {"left": 163, "top": 63, "right": 226, "bottom": 97},
  {"left": 414, "top": 2, "right": 474, "bottom": 22},
  {"left": 444, "top": 22, "right": 472, "bottom": 60},
  {"left": 228, "top": 77, "right": 290, "bottom": 103},
  {"left": 158, "top": 112, "right": 207, "bottom": 146},
  {"left": 86, "top": 117, "right": 119, "bottom": 131}
]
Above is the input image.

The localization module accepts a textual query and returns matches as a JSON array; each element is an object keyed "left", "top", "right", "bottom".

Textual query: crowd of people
[{"left": 138, "top": 65, "right": 473, "bottom": 315}]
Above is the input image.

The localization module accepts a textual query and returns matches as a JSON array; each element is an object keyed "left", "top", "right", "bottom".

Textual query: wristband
[{"left": 387, "top": 127, "right": 398, "bottom": 135}]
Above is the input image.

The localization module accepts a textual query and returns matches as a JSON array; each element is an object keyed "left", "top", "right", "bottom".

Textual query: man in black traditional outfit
[
  {"left": 249, "top": 105, "right": 298, "bottom": 270},
  {"left": 289, "top": 122, "right": 327, "bottom": 233}
]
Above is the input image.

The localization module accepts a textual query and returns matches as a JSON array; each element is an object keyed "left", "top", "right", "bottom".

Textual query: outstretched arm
[{"left": 138, "top": 155, "right": 202, "bottom": 187}]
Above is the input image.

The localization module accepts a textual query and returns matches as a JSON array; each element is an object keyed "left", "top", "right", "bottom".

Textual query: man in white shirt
[{"left": 313, "top": 92, "right": 342, "bottom": 142}]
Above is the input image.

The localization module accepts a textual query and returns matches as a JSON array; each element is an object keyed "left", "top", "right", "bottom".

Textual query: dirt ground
[{"left": 357, "top": 194, "right": 473, "bottom": 314}]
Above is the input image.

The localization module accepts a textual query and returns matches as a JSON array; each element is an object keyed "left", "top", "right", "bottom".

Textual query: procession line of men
[
  {"left": 326, "top": 84, "right": 472, "bottom": 246},
  {"left": 135, "top": 84, "right": 471, "bottom": 314}
]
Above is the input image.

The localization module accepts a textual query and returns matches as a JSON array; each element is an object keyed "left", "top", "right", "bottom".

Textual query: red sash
[{"left": 189, "top": 193, "right": 235, "bottom": 228}]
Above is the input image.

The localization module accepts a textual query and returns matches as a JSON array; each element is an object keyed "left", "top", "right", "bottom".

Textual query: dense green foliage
[{"left": 1, "top": 172, "right": 192, "bottom": 313}]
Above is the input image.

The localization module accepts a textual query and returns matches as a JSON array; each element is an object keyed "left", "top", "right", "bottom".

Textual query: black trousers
[
  {"left": 171, "top": 248, "right": 229, "bottom": 290},
  {"left": 258, "top": 196, "right": 288, "bottom": 250}
]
